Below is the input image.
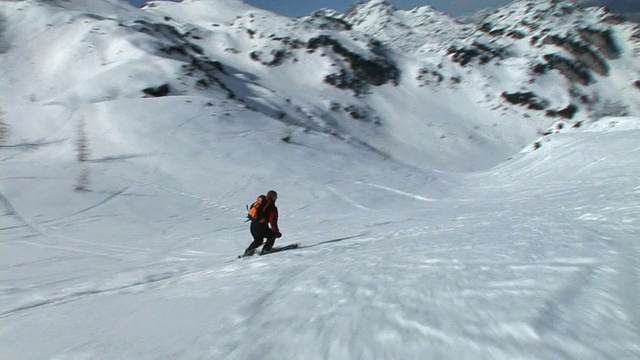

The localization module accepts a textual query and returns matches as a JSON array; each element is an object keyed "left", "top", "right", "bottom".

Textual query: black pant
[{"left": 246, "top": 221, "right": 276, "bottom": 252}]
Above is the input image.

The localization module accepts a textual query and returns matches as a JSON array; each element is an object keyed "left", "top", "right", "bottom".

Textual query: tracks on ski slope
[
  {"left": 1, "top": 162, "right": 244, "bottom": 261},
  {"left": 212, "top": 237, "right": 610, "bottom": 359},
  {"left": 88, "top": 165, "right": 245, "bottom": 217},
  {"left": 38, "top": 186, "right": 129, "bottom": 226},
  {"left": 0, "top": 233, "right": 369, "bottom": 320},
  {"left": 0, "top": 268, "right": 187, "bottom": 319},
  {"left": 617, "top": 234, "right": 640, "bottom": 340},
  {"left": 0, "top": 187, "right": 38, "bottom": 234},
  {"left": 589, "top": 224, "right": 640, "bottom": 342},
  {"left": 356, "top": 181, "right": 436, "bottom": 202},
  {"left": 3, "top": 216, "right": 634, "bottom": 358}
]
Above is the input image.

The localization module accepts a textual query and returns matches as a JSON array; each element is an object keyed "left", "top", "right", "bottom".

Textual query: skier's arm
[{"left": 269, "top": 208, "right": 280, "bottom": 235}]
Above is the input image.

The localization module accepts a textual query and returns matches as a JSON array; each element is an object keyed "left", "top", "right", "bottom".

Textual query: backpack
[{"left": 246, "top": 195, "right": 271, "bottom": 222}]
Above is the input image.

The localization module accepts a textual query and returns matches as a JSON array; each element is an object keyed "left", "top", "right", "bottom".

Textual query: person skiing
[{"left": 244, "top": 190, "right": 282, "bottom": 255}]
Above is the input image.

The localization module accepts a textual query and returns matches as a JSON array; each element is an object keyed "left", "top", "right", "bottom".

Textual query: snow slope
[
  {"left": 1, "top": 0, "right": 639, "bottom": 359},
  {"left": 5, "top": 0, "right": 639, "bottom": 173}
]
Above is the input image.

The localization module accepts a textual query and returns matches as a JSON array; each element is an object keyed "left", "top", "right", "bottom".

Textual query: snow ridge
[{"left": 2, "top": 0, "right": 639, "bottom": 171}]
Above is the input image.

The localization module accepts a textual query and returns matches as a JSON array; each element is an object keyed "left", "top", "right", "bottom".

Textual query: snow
[{"left": 1, "top": 0, "right": 640, "bottom": 359}]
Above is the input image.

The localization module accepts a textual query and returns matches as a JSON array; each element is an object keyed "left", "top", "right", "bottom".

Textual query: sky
[{"left": 127, "top": 0, "right": 640, "bottom": 17}]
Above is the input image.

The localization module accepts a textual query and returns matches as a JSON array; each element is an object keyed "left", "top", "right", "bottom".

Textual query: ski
[
  {"left": 237, "top": 249, "right": 257, "bottom": 259},
  {"left": 260, "top": 242, "right": 300, "bottom": 256},
  {"left": 236, "top": 242, "right": 301, "bottom": 259}
]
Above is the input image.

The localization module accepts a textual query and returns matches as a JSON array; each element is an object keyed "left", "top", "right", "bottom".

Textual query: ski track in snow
[
  {"left": 327, "top": 184, "right": 371, "bottom": 211},
  {"left": 4, "top": 155, "right": 638, "bottom": 358},
  {"left": 2, "top": 184, "right": 640, "bottom": 359},
  {"left": 37, "top": 186, "right": 130, "bottom": 226},
  {"left": 356, "top": 181, "right": 436, "bottom": 202},
  {"left": 0, "top": 268, "right": 185, "bottom": 318}
]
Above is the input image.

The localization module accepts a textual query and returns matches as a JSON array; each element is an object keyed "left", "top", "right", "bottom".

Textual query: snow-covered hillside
[
  {"left": 1, "top": 0, "right": 639, "bottom": 359},
  {"left": 2, "top": 0, "right": 639, "bottom": 171}
]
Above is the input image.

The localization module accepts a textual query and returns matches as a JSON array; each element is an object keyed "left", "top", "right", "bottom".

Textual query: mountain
[
  {"left": 1, "top": 1, "right": 640, "bottom": 359},
  {"left": 2, "top": 0, "right": 639, "bottom": 172},
  {"left": 130, "top": 0, "right": 640, "bottom": 170}
]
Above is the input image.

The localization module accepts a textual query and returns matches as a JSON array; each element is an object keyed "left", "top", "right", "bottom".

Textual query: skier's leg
[
  {"left": 262, "top": 229, "right": 277, "bottom": 252},
  {"left": 245, "top": 223, "right": 265, "bottom": 253},
  {"left": 263, "top": 238, "right": 277, "bottom": 252},
  {"left": 245, "top": 237, "right": 264, "bottom": 253}
]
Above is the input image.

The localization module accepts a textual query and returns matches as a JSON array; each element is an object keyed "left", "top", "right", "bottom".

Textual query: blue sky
[{"left": 127, "top": 1, "right": 637, "bottom": 17}]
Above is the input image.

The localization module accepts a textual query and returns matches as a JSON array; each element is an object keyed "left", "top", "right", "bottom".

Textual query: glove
[{"left": 276, "top": 232, "right": 282, "bottom": 238}]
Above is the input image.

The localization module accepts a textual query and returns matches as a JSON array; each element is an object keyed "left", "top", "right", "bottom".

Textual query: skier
[{"left": 244, "top": 190, "right": 282, "bottom": 255}]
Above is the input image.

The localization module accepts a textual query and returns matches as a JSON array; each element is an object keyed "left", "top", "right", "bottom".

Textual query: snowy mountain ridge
[
  {"left": 1, "top": 0, "right": 639, "bottom": 172},
  {"left": 340, "top": 0, "right": 640, "bottom": 119}
]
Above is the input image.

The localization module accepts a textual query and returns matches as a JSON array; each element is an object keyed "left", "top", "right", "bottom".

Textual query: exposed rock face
[
  {"left": 447, "top": 42, "right": 508, "bottom": 66},
  {"left": 543, "top": 35, "right": 610, "bottom": 76},
  {"left": 543, "top": 53, "right": 594, "bottom": 85},
  {"left": 142, "top": 84, "right": 170, "bottom": 97},
  {"left": 307, "top": 35, "right": 399, "bottom": 92},
  {"left": 579, "top": 27, "right": 622, "bottom": 59},
  {"left": 502, "top": 92, "right": 550, "bottom": 110}
]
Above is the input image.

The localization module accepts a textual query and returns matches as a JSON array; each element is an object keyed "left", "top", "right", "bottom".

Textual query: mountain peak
[
  {"left": 346, "top": 0, "right": 395, "bottom": 17},
  {"left": 342, "top": 1, "right": 464, "bottom": 52}
]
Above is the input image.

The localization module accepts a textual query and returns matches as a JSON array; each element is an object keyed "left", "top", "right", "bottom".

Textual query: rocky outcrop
[
  {"left": 416, "top": 67, "right": 444, "bottom": 86},
  {"left": 546, "top": 104, "right": 578, "bottom": 119},
  {"left": 502, "top": 91, "right": 550, "bottom": 110},
  {"left": 142, "top": 84, "right": 170, "bottom": 97},
  {"left": 543, "top": 53, "right": 594, "bottom": 85},
  {"left": 307, "top": 35, "right": 399, "bottom": 92},
  {"left": 543, "top": 35, "right": 610, "bottom": 76},
  {"left": 448, "top": 42, "right": 507, "bottom": 66},
  {"left": 249, "top": 49, "right": 291, "bottom": 66},
  {"left": 579, "top": 27, "right": 622, "bottom": 59}
]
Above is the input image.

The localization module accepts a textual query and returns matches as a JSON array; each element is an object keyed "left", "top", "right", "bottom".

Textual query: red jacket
[{"left": 269, "top": 207, "right": 280, "bottom": 234}]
